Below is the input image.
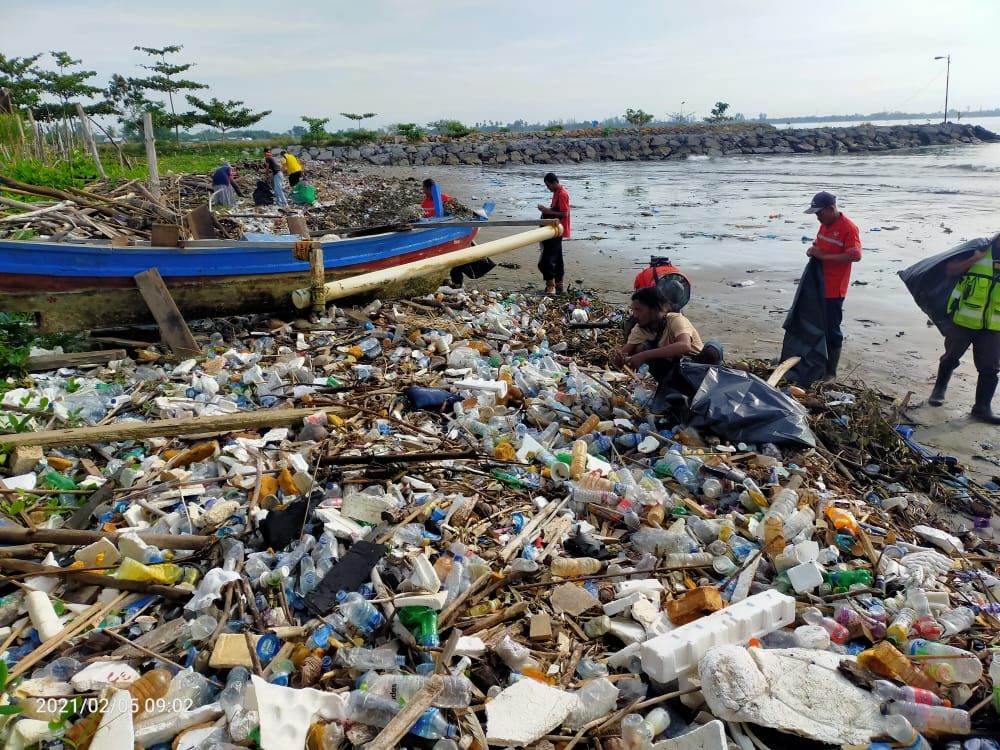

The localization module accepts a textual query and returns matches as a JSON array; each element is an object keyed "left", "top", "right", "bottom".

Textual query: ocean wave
[{"left": 940, "top": 163, "right": 1000, "bottom": 172}]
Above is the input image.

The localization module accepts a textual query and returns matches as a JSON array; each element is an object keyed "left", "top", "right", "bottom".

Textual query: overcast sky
[{"left": 3, "top": 0, "right": 997, "bottom": 131}]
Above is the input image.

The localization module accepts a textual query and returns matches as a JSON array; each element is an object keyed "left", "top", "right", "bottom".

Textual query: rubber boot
[
  {"left": 822, "top": 347, "right": 842, "bottom": 384},
  {"left": 970, "top": 373, "right": 1000, "bottom": 424},
  {"left": 555, "top": 278, "right": 565, "bottom": 293},
  {"left": 928, "top": 362, "right": 954, "bottom": 407}
]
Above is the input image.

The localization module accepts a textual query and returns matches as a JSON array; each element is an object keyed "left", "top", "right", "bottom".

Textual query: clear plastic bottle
[
  {"left": 298, "top": 556, "right": 319, "bottom": 596},
  {"left": 881, "top": 715, "right": 932, "bottom": 750},
  {"left": 655, "top": 450, "right": 698, "bottom": 493},
  {"left": 572, "top": 487, "right": 619, "bottom": 506},
  {"left": 905, "top": 639, "right": 983, "bottom": 684},
  {"left": 701, "top": 478, "right": 723, "bottom": 499},
  {"left": 887, "top": 608, "right": 916, "bottom": 644},
  {"left": 337, "top": 646, "right": 405, "bottom": 670},
  {"left": 630, "top": 527, "right": 694, "bottom": 556},
  {"left": 872, "top": 680, "right": 950, "bottom": 707},
  {"left": 337, "top": 591, "right": 385, "bottom": 636},
  {"left": 755, "top": 488, "right": 798, "bottom": 540},
  {"left": 495, "top": 634, "right": 539, "bottom": 672},
  {"left": 362, "top": 673, "right": 472, "bottom": 708},
  {"left": 937, "top": 606, "right": 975, "bottom": 637},
  {"left": 442, "top": 555, "right": 467, "bottom": 606},
  {"left": 783, "top": 507, "right": 816, "bottom": 542},
  {"left": 856, "top": 642, "right": 940, "bottom": 693},
  {"left": 664, "top": 552, "right": 714, "bottom": 568},
  {"left": 550, "top": 557, "right": 602, "bottom": 577},
  {"left": 346, "top": 691, "right": 458, "bottom": 739},
  {"left": 621, "top": 713, "right": 654, "bottom": 750},
  {"left": 802, "top": 607, "right": 849, "bottom": 644},
  {"left": 886, "top": 701, "right": 971, "bottom": 735},
  {"left": 584, "top": 433, "right": 614, "bottom": 456},
  {"left": 908, "top": 589, "right": 943, "bottom": 641}
]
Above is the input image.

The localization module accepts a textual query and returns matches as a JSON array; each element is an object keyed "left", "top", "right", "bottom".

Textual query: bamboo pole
[
  {"left": 75, "top": 103, "right": 106, "bottom": 179},
  {"left": 143, "top": 111, "right": 161, "bottom": 202},
  {"left": 0, "top": 527, "right": 215, "bottom": 550},
  {"left": 290, "top": 223, "right": 562, "bottom": 309},
  {"left": 26, "top": 109, "right": 43, "bottom": 160},
  {"left": 309, "top": 243, "right": 326, "bottom": 315}
]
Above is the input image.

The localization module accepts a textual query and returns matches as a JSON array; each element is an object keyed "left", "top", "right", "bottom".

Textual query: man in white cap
[{"left": 805, "top": 191, "right": 862, "bottom": 381}]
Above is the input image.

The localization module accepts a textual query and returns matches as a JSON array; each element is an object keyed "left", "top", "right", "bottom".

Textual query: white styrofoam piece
[
  {"left": 603, "top": 591, "right": 646, "bottom": 617},
  {"left": 616, "top": 579, "right": 665, "bottom": 598},
  {"left": 607, "top": 642, "right": 642, "bottom": 670},
  {"left": 134, "top": 704, "right": 223, "bottom": 746},
  {"left": 912, "top": 525, "right": 964, "bottom": 554},
  {"left": 606, "top": 618, "right": 645, "bottom": 645},
  {"left": 74, "top": 537, "right": 120, "bottom": 567},
  {"left": 585, "top": 453, "right": 613, "bottom": 476},
  {"left": 90, "top": 688, "right": 134, "bottom": 749},
  {"left": 699, "top": 646, "right": 883, "bottom": 746},
  {"left": 652, "top": 720, "right": 727, "bottom": 750},
  {"left": 174, "top": 725, "right": 221, "bottom": 750},
  {"left": 71, "top": 662, "right": 139, "bottom": 691},
  {"left": 410, "top": 554, "right": 441, "bottom": 593},
  {"left": 24, "top": 590, "right": 64, "bottom": 642},
  {"left": 6, "top": 718, "right": 55, "bottom": 750},
  {"left": 786, "top": 561, "right": 824, "bottom": 593},
  {"left": 252, "top": 675, "right": 345, "bottom": 750},
  {"left": 394, "top": 591, "right": 448, "bottom": 611},
  {"left": 640, "top": 590, "right": 796, "bottom": 683},
  {"left": 454, "top": 636, "right": 487, "bottom": 657},
  {"left": 485, "top": 677, "right": 578, "bottom": 747},
  {"left": 1, "top": 473, "right": 37, "bottom": 491}
]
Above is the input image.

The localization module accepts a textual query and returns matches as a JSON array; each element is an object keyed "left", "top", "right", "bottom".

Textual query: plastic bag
[
  {"left": 680, "top": 362, "right": 817, "bottom": 447},
  {"left": 898, "top": 237, "right": 991, "bottom": 335}
]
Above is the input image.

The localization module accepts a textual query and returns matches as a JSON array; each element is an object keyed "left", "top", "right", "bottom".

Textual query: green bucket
[{"left": 291, "top": 183, "right": 316, "bottom": 205}]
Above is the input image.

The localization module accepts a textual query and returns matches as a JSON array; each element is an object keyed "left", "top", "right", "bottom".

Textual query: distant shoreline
[{"left": 289, "top": 122, "right": 999, "bottom": 168}]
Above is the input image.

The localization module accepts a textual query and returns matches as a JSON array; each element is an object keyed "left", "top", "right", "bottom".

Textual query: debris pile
[{"left": 0, "top": 286, "right": 998, "bottom": 750}]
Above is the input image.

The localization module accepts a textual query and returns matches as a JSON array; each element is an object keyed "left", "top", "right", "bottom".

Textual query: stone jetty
[{"left": 286, "top": 122, "right": 998, "bottom": 167}]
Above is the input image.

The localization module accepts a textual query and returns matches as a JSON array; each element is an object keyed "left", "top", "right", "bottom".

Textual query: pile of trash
[{"left": 0, "top": 286, "right": 998, "bottom": 750}]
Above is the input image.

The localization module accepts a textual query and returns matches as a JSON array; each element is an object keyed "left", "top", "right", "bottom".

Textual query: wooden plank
[
  {"left": 75, "top": 102, "right": 106, "bottom": 180},
  {"left": 0, "top": 404, "right": 354, "bottom": 448},
  {"left": 142, "top": 111, "right": 161, "bottom": 201},
  {"left": 133, "top": 268, "right": 200, "bottom": 358},
  {"left": 365, "top": 675, "right": 443, "bottom": 750},
  {"left": 26, "top": 349, "right": 127, "bottom": 373},
  {"left": 286, "top": 215, "right": 309, "bottom": 237},
  {"left": 185, "top": 204, "right": 218, "bottom": 240},
  {"left": 150, "top": 224, "right": 180, "bottom": 247},
  {"left": 65, "top": 470, "right": 118, "bottom": 529},
  {"left": 0, "top": 526, "right": 215, "bottom": 550}
]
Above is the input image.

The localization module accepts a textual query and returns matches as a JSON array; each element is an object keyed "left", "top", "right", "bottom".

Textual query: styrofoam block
[
  {"left": 607, "top": 642, "right": 642, "bottom": 670},
  {"left": 786, "top": 561, "right": 824, "bottom": 593},
  {"left": 90, "top": 689, "right": 133, "bottom": 749},
  {"left": 252, "top": 676, "right": 345, "bottom": 750},
  {"left": 616, "top": 579, "right": 664, "bottom": 598},
  {"left": 486, "top": 678, "right": 578, "bottom": 746},
  {"left": 651, "top": 720, "right": 727, "bottom": 750},
  {"left": 603, "top": 591, "right": 646, "bottom": 617},
  {"left": 640, "top": 589, "right": 795, "bottom": 683}
]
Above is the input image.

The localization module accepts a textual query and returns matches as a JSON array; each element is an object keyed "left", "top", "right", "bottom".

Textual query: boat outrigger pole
[{"left": 290, "top": 221, "right": 562, "bottom": 310}]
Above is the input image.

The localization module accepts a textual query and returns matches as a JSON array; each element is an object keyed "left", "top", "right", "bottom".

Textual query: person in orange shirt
[
  {"left": 804, "top": 191, "right": 862, "bottom": 381},
  {"left": 537, "top": 173, "right": 571, "bottom": 294},
  {"left": 421, "top": 179, "right": 457, "bottom": 218}
]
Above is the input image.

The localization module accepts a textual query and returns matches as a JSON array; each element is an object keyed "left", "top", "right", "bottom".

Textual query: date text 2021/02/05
[{"left": 35, "top": 696, "right": 195, "bottom": 716}]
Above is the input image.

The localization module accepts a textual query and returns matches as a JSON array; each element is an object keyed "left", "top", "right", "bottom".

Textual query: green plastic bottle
[{"left": 397, "top": 606, "right": 439, "bottom": 648}]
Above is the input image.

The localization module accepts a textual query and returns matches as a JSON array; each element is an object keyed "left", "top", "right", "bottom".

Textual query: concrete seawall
[{"left": 286, "top": 123, "right": 998, "bottom": 167}]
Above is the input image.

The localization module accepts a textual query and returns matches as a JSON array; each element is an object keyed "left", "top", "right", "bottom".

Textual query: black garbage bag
[
  {"left": 898, "top": 237, "right": 991, "bottom": 335},
  {"left": 680, "top": 361, "right": 817, "bottom": 447},
  {"left": 454, "top": 257, "right": 496, "bottom": 279},
  {"left": 779, "top": 258, "right": 828, "bottom": 385},
  {"left": 253, "top": 179, "right": 274, "bottom": 206}
]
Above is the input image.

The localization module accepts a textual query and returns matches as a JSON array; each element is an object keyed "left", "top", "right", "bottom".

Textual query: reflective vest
[{"left": 949, "top": 246, "right": 1000, "bottom": 331}]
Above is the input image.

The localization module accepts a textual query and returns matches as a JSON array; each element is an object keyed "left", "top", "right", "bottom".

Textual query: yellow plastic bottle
[
  {"left": 570, "top": 440, "right": 589, "bottom": 479},
  {"left": 550, "top": 557, "right": 602, "bottom": 577},
  {"left": 574, "top": 414, "right": 600, "bottom": 438},
  {"left": 116, "top": 557, "right": 183, "bottom": 584}
]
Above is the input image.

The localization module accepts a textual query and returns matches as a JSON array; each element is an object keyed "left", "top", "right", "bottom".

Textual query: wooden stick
[
  {"left": 0, "top": 526, "right": 215, "bottom": 550},
  {"left": 439, "top": 573, "right": 491, "bottom": 628},
  {"left": 75, "top": 103, "right": 106, "bottom": 180},
  {"left": 499, "top": 496, "right": 568, "bottom": 562},
  {"left": 462, "top": 601, "right": 529, "bottom": 635},
  {"left": 10, "top": 592, "right": 129, "bottom": 679},
  {"left": 766, "top": 357, "right": 801, "bottom": 387},
  {"left": 0, "top": 558, "right": 191, "bottom": 600},
  {"left": 0, "top": 404, "right": 354, "bottom": 448},
  {"left": 365, "top": 675, "right": 443, "bottom": 750},
  {"left": 309, "top": 243, "right": 326, "bottom": 315},
  {"left": 143, "top": 112, "right": 160, "bottom": 202},
  {"left": 26, "top": 349, "right": 127, "bottom": 372},
  {"left": 321, "top": 450, "right": 477, "bottom": 466},
  {"left": 133, "top": 268, "right": 200, "bottom": 358}
]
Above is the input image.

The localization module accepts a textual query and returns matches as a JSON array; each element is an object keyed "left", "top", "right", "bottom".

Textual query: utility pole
[{"left": 935, "top": 55, "right": 951, "bottom": 123}]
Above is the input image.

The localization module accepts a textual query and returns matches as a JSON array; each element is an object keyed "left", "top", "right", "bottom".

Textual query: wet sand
[{"left": 359, "top": 155, "right": 1000, "bottom": 479}]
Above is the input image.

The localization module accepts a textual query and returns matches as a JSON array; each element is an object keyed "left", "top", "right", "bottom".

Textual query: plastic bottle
[
  {"left": 824, "top": 506, "right": 860, "bottom": 537},
  {"left": 887, "top": 608, "right": 916, "bottom": 645},
  {"left": 908, "top": 589, "right": 943, "bottom": 641},
  {"left": 116, "top": 557, "right": 183, "bottom": 584},
  {"left": 565, "top": 678, "right": 619, "bottom": 729},
  {"left": 905, "top": 639, "right": 983, "bottom": 684},
  {"left": 337, "top": 646, "right": 405, "bottom": 670},
  {"left": 550, "top": 557, "right": 602, "bottom": 577},
  {"left": 584, "top": 433, "right": 614, "bottom": 456},
  {"left": 655, "top": 450, "right": 699, "bottom": 493},
  {"left": 701, "top": 477, "right": 723, "bottom": 499},
  {"left": 872, "top": 680, "right": 950, "bottom": 707},
  {"left": 397, "top": 606, "right": 440, "bottom": 648},
  {"left": 856, "top": 642, "right": 940, "bottom": 693},
  {"left": 801, "top": 607, "right": 849, "bottom": 644},
  {"left": 442, "top": 555, "right": 467, "bottom": 606},
  {"left": 337, "top": 591, "right": 385, "bottom": 636},
  {"left": 881, "top": 715, "right": 932, "bottom": 750},
  {"left": 65, "top": 668, "right": 172, "bottom": 750},
  {"left": 756, "top": 488, "right": 799, "bottom": 540},
  {"left": 577, "top": 474, "right": 622, "bottom": 494},
  {"left": 937, "top": 606, "right": 975, "bottom": 637},
  {"left": 495, "top": 634, "right": 539, "bottom": 672},
  {"left": 630, "top": 527, "right": 693, "bottom": 556},
  {"left": 828, "top": 569, "right": 873, "bottom": 592},
  {"left": 569, "top": 439, "right": 589, "bottom": 479},
  {"left": 742, "top": 478, "right": 768, "bottom": 509},
  {"left": 409, "top": 708, "right": 459, "bottom": 740},
  {"left": 885, "top": 701, "right": 971, "bottom": 735},
  {"left": 664, "top": 552, "right": 714, "bottom": 568},
  {"left": 575, "top": 414, "right": 600, "bottom": 437},
  {"left": 621, "top": 713, "right": 654, "bottom": 750},
  {"left": 783, "top": 507, "right": 816, "bottom": 541},
  {"left": 572, "top": 487, "right": 619, "bottom": 506},
  {"left": 362, "top": 673, "right": 472, "bottom": 708}
]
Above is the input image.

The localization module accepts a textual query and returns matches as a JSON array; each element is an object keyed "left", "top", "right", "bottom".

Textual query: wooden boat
[{"left": 0, "top": 221, "right": 480, "bottom": 332}]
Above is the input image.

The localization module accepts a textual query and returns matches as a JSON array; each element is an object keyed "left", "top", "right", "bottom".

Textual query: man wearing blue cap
[{"left": 805, "top": 191, "right": 862, "bottom": 381}]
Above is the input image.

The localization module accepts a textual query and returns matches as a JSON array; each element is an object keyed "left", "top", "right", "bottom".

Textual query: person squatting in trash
[
  {"left": 928, "top": 231, "right": 1000, "bottom": 424},
  {"left": 612, "top": 285, "right": 723, "bottom": 377},
  {"left": 536, "top": 172, "right": 571, "bottom": 294}
]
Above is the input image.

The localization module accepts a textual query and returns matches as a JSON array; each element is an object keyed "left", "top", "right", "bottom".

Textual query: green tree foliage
[
  {"left": 184, "top": 95, "right": 270, "bottom": 140},
  {"left": 133, "top": 45, "right": 207, "bottom": 144},
  {"left": 34, "top": 52, "right": 103, "bottom": 122},
  {"left": 427, "top": 119, "right": 473, "bottom": 138},
  {"left": 96, "top": 73, "right": 155, "bottom": 139},
  {"left": 624, "top": 108, "right": 654, "bottom": 128},
  {"left": 0, "top": 53, "right": 43, "bottom": 109},
  {"left": 340, "top": 112, "right": 377, "bottom": 131},
  {"left": 300, "top": 116, "right": 331, "bottom": 146},
  {"left": 394, "top": 123, "right": 425, "bottom": 142},
  {"left": 704, "top": 101, "right": 734, "bottom": 124}
]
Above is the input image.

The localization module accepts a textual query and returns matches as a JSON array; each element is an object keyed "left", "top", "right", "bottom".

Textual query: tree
[
  {"left": 185, "top": 95, "right": 270, "bottom": 140},
  {"left": 301, "top": 116, "right": 331, "bottom": 146},
  {"left": 133, "top": 45, "right": 207, "bottom": 144},
  {"left": 704, "top": 101, "right": 734, "bottom": 124},
  {"left": 340, "top": 112, "right": 377, "bottom": 131},
  {"left": 624, "top": 108, "right": 654, "bottom": 128},
  {"left": 35, "top": 51, "right": 103, "bottom": 123},
  {"left": 426, "top": 119, "right": 473, "bottom": 138},
  {"left": 98, "top": 73, "right": 154, "bottom": 140},
  {"left": 394, "top": 123, "right": 424, "bottom": 142},
  {"left": 0, "top": 53, "right": 43, "bottom": 109}
]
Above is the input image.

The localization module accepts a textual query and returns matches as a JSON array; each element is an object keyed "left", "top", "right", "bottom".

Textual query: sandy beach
[{"left": 366, "top": 146, "right": 1000, "bottom": 479}]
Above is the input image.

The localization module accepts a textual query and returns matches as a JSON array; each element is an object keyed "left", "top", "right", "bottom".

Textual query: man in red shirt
[
  {"left": 805, "top": 191, "right": 862, "bottom": 381},
  {"left": 537, "top": 173, "right": 571, "bottom": 294},
  {"left": 421, "top": 179, "right": 456, "bottom": 217}
]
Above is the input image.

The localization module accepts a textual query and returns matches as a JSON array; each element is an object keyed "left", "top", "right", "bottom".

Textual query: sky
[{"left": 2, "top": 0, "right": 998, "bottom": 132}]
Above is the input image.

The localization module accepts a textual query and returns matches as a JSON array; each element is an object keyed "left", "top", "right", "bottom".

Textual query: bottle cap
[{"left": 256, "top": 633, "right": 280, "bottom": 662}]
